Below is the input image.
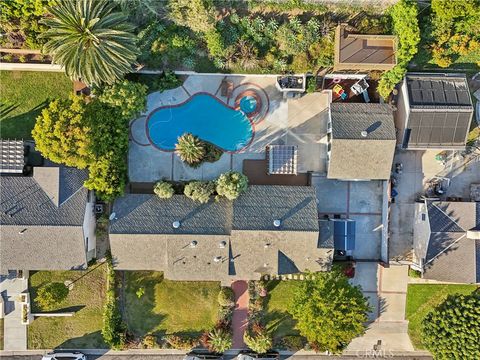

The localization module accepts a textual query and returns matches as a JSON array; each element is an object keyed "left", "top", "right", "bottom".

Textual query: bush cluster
[
  {"left": 154, "top": 181, "right": 175, "bottom": 199},
  {"left": 184, "top": 181, "right": 216, "bottom": 204},
  {"left": 164, "top": 334, "right": 199, "bottom": 350},
  {"left": 36, "top": 282, "right": 69, "bottom": 310}
]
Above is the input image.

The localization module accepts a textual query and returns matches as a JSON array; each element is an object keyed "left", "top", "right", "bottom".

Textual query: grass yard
[
  {"left": 124, "top": 271, "right": 220, "bottom": 337},
  {"left": 0, "top": 71, "right": 72, "bottom": 139},
  {"left": 264, "top": 280, "right": 301, "bottom": 338},
  {"left": 28, "top": 263, "right": 108, "bottom": 349},
  {"left": 406, "top": 284, "right": 479, "bottom": 349}
]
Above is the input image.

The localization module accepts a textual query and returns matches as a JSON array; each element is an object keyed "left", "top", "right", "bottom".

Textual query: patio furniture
[{"left": 221, "top": 79, "right": 234, "bottom": 98}]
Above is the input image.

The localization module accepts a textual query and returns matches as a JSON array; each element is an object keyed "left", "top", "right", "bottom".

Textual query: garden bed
[
  {"left": 27, "top": 264, "right": 108, "bottom": 349},
  {"left": 406, "top": 284, "right": 479, "bottom": 349}
]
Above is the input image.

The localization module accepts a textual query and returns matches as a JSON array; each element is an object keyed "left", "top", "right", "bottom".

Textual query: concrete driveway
[{"left": 347, "top": 262, "right": 414, "bottom": 352}]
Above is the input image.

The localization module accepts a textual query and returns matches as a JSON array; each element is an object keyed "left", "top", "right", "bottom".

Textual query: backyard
[
  {"left": 0, "top": 71, "right": 72, "bottom": 139},
  {"left": 27, "top": 263, "right": 108, "bottom": 349},
  {"left": 123, "top": 271, "right": 220, "bottom": 338},
  {"left": 406, "top": 284, "right": 479, "bottom": 349},
  {"left": 264, "top": 280, "right": 301, "bottom": 340}
]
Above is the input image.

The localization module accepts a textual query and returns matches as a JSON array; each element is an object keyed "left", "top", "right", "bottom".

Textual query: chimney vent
[
  {"left": 213, "top": 256, "right": 222, "bottom": 263},
  {"left": 190, "top": 240, "right": 198, "bottom": 248},
  {"left": 273, "top": 219, "right": 281, "bottom": 227},
  {"left": 361, "top": 131, "right": 368, "bottom": 137},
  {"left": 172, "top": 221, "right": 181, "bottom": 229},
  {"left": 219, "top": 241, "right": 227, "bottom": 248},
  {"left": 18, "top": 228, "right": 27, "bottom": 235}
]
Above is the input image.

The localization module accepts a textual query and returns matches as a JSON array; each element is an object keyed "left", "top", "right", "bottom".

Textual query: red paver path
[{"left": 231, "top": 280, "right": 249, "bottom": 349}]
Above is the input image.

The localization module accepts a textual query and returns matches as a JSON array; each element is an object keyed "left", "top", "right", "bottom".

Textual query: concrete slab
[
  {"left": 312, "top": 176, "right": 349, "bottom": 213},
  {"left": 350, "top": 214, "right": 383, "bottom": 260},
  {"left": 130, "top": 116, "right": 149, "bottom": 146},
  {"left": 350, "top": 262, "right": 378, "bottom": 292},
  {"left": 144, "top": 86, "right": 189, "bottom": 115},
  {"left": 128, "top": 143, "right": 173, "bottom": 182},
  {"left": 346, "top": 322, "right": 414, "bottom": 352},
  {"left": 365, "top": 292, "right": 380, "bottom": 322},
  {"left": 182, "top": 74, "right": 223, "bottom": 96},
  {"left": 380, "top": 264, "right": 408, "bottom": 293},
  {"left": 349, "top": 181, "right": 383, "bottom": 214},
  {"left": 173, "top": 153, "right": 231, "bottom": 181},
  {"left": 379, "top": 293, "right": 407, "bottom": 321}
]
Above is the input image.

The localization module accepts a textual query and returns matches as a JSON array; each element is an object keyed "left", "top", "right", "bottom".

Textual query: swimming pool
[{"left": 146, "top": 93, "right": 254, "bottom": 152}]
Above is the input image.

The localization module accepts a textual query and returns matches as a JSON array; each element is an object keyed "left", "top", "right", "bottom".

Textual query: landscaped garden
[
  {"left": 123, "top": 271, "right": 220, "bottom": 339},
  {"left": 27, "top": 263, "right": 108, "bottom": 349},
  {"left": 406, "top": 284, "right": 479, "bottom": 350},
  {"left": 0, "top": 71, "right": 72, "bottom": 139}
]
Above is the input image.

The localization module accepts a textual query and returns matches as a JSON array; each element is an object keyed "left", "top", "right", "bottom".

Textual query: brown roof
[{"left": 334, "top": 24, "right": 397, "bottom": 71}]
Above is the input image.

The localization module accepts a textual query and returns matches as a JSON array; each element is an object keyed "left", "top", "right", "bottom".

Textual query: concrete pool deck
[{"left": 129, "top": 74, "right": 330, "bottom": 182}]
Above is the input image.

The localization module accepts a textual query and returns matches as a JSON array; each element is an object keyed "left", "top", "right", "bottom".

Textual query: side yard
[
  {"left": 0, "top": 71, "right": 72, "bottom": 139},
  {"left": 28, "top": 263, "right": 108, "bottom": 349},
  {"left": 123, "top": 271, "right": 220, "bottom": 338},
  {"left": 0, "top": 318, "right": 3, "bottom": 350},
  {"left": 406, "top": 284, "right": 479, "bottom": 349}
]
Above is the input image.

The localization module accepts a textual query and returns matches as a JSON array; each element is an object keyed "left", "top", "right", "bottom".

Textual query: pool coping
[{"left": 144, "top": 91, "right": 256, "bottom": 154}]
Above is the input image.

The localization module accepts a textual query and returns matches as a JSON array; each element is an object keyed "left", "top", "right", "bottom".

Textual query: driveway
[{"left": 347, "top": 262, "right": 414, "bottom": 353}]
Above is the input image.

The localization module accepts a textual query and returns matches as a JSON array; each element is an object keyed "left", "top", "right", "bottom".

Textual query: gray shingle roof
[{"left": 330, "top": 103, "right": 396, "bottom": 140}]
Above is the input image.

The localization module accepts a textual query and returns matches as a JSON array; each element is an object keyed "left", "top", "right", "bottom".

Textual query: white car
[{"left": 42, "top": 352, "right": 86, "bottom": 360}]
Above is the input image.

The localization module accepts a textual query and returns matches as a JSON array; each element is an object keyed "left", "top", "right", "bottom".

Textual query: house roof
[
  {"left": 328, "top": 103, "right": 396, "bottom": 180},
  {"left": 0, "top": 164, "right": 89, "bottom": 272},
  {"left": 334, "top": 24, "right": 397, "bottom": 71},
  {"left": 422, "top": 200, "right": 480, "bottom": 283},
  {"left": 109, "top": 185, "right": 330, "bottom": 280},
  {"left": 403, "top": 73, "right": 473, "bottom": 149}
]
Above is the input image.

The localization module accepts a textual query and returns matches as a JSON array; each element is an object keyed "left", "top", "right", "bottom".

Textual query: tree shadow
[{"left": 55, "top": 330, "right": 108, "bottom": 349}]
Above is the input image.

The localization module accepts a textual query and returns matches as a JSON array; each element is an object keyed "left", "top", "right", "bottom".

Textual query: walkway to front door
[{"left": 231, "top": 280, "right": 249, "bottom": 349}]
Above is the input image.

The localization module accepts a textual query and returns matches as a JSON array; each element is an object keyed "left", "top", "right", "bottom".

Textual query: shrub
[
  {"left": 218, "top": 287, "right": 235, "bottom": 307},
  {"left": 205, "top": 28, "right": 226, "bottom": 58},
  {"left": 175, "top": 133, "right": 206, "bottom": 166},
  {"left": 136, "top": 287, "right": 145, "bottom": 298},
  {"left": 306, "top": 77, "right": 316, "bottom": 93},
  {"left": 207, "top": 327, "right": 232, "bottom": 353},
  {"left": 96, "top": 80, "right": 147, "bottom": 119},
  {"left": 154, "top": 181, "right": 175, "bottom": 199},
  {"left": 377, "top": 64, "right": 407, "bottom": 100},
  {"left": 282, "top": 335, "right": 306, "bottom": 351},
  {"left": 184, "top": 181, "right": 215, "bottom": 203},
  {"left": 422, "top": 292, "right": 480, "bottom": 359},
  {"left": 204, "top": 142, "right": 224, "bottom": 163},
  {"left": 216, "top": 171, "right": 248, "bottom": 200},
  {"left": 142, "top": 334, "right": 157, "bottom": 349},
  {"left": 244, "top": 326, "right": 273, "bottom": 354},
  {"left": 164, "top": 334, "right": 199, "bottom": 350},
  {"left": 36, "top": 282, "right": 69, "bottom": 310}
]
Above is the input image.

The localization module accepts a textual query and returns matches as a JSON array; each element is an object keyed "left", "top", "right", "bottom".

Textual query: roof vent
[
  {"left": 109, "top": 212, "right": 116, "bottom": 221},
  {"left": 361, "top": 131, "right": 368, "bottom": 137},
  {"left": 219, "top": 241, "right": 227, "bottom": 249},
  {"left": 273, "top": 219, "right": 281, "bottom": 227},
  {"left": 172, "top": 221, "right": 181, "bottom": 229},
  {"left": 190, "top": 240, "right": 198, "bottom": 248},
  {"left": 213, "top": 256, "right": 222, "bottom": 263},
  {"left": 18, "top": 228, "right": 27, "bottom": 235}
]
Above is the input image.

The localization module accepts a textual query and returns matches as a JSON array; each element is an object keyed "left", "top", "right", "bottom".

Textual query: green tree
[
  {"left": 244, "top": 327, "right": 273, "bottom": 354},
  {"left": 207, "top": 328, "right": 232, "bottom": 353},
  {"left": 41, "top": 0, "right": 138, "bottom": 85},
  {"left": 184, "top": 181, "right": 215, "bottom": 203},
  {"left": 32, "top": 96, "right": 92, "bottom": 168},
  {"left": 422, "top": 292, "right": 480, "bottom": 360},
  {"left": 175, "top": 133, "right": 206, "bottom": 166},
  {"left": 96, "top": 80, "right": 147, "bottom": 119},
  {"left": 288, "top": 269, "right": 370, "bottom": 353},
  {"left": 167, "top": 0, "right": 216, "bottom": 34},
  {"left": 154, "top": 181, "right": 175, "bottom": 199},
  {"left": 36, "top": 282, "right": 69, "bottom": 310},
  {"left": 216, "top": 171, "right": 248, "bottom": 200}
]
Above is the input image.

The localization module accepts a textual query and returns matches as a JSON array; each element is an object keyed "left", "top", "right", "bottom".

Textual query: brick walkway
[{"left": 231, "top": 280, "right": 249, "bottom": 349}]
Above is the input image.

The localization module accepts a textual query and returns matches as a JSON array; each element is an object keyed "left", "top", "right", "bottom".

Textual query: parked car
[
  {"left": 184, "top": 351, "right": 224, "bottom": 360},
  {"left": 236, "top": 351, "right": 279, "bottom": 360},
  {"left": 41, "top": 352, "right": 86, "bottom": 360}
]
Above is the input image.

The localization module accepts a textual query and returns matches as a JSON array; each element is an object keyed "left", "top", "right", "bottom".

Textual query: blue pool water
[
  {"left": 147, "top": 94, "right": 254, "bottom": 152},
  {"left": 240, "top": 96, "right": 257, "bottom": 113}
]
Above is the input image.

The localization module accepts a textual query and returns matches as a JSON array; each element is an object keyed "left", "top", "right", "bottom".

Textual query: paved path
[
  {"left": 0, "top": 272, "right": 28, "bottom": 350},
  {"left": 231, "top": 280, "right": 249, "bottom": 349}
]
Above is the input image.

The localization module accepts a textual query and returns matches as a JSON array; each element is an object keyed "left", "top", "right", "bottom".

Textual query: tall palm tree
[
  {"left": 175, "top": 133, "right": 205, "bottom": 166},
  {"left": 41, "top": 0, "right": 138, "bottom": 85}
]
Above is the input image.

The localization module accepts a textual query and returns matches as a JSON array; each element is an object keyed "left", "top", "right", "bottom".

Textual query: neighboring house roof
[
  {"left": 402, "top": 73, "right": 473, "bottom": 149},
  {"left": 109, "top": 185, "right": 332, "bottom": 281},
  {"left": 327, "top": 103, "right": 396, "bottom": 180},
  {"left": 334, "top": 24, "right": 397, "bottom": 71},
  {"left": 0, "top": 163, "right": 89, "bottom": 273},
  {"left": 418, "top": 200, "right": 480, "bottom": 283}
]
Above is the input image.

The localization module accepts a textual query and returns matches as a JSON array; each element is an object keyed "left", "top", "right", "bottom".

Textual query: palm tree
[
  {"left": 175, "top": 133, "right": 205, "bottom": 166},
  {"left": 41, "top": 0, "right": 138, "bottom": 85}
]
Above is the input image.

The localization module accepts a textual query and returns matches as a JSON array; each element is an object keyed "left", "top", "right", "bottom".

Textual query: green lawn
[
  {"left": 406, "top": 284, "right": 479, "bottom": 349},
  {"left": 28, "top": 263, "right": 108, "bottom": 349},
  {"left": 124, "top": 271, "right": 220, "bottom": 337},
  {"left": 0, "top": 71, "right": 72, "bottom": 139},
  {"left": 264, "top": 280, "right": 301, "bottom": 338}
]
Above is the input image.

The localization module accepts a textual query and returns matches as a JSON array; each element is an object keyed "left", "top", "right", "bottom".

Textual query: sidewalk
[
  {"left": 231, "top": 280, "right": 249, "bottom": 350},
  {"left": 0, "top": 272, "right": 28, "bottom": 350}
]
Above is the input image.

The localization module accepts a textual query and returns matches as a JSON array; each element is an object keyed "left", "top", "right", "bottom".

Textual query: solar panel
[
  {"left": 267, "top": 145, "right": 298, "bottom": 175},
  {"left": 0, "top": 140, "right": 25, "bottom": 174}
]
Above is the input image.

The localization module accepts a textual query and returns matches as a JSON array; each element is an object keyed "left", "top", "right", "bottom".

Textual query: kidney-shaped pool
[{"left": 146, "top": 93, "right": 254, "bottom": 152}]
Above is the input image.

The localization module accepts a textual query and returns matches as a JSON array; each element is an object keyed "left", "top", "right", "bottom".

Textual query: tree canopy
[
  {"left": 288, "top": 269, "right": 370, "bottom": 353},
  {"left": 422, "top": 291, "right": 480, "bottom": 360}
]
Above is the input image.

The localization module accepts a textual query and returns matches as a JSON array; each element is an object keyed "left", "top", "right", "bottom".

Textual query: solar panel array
[
  {"left": 267, "top": 145, "right": 298, "bottom": 175},
  {"left": 0, "top": 140, "right": 25, "bottom": 174}
]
